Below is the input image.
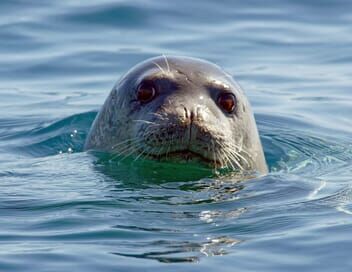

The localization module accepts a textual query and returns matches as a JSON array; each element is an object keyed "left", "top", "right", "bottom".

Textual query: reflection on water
[
  {"left": 112, "top": 236, "right": 241, "bottom": 263},
  {"left": 96, "top": 156, "right": 247, "bottom": 263}
]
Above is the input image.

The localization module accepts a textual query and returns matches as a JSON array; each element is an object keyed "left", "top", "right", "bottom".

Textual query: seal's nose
[
  {"left": 183, "top": 106, "right": 206, "bottom": 123},
  {"left": 183, "top": 107, "right": 196, "bottom": 121},
  {"left": 183, "top": 106, "right": 190, "bottom": 120},
  {"left": 190, "top": 110, "right": 195, "bottom": 122}
]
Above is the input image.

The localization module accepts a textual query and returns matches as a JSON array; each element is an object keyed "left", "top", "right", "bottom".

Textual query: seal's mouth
[{"left": 146, "top": 150, "right": 220, "bottom": 166}]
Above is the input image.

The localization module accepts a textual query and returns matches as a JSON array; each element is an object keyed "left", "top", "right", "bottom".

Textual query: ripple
[
  {"left": 112, "top": 236, "right": 240, "bottom": 263},
  {"left": 60, "top": 5, "right": 150, "bottom": 28},
  {"left": 1, "top": 0, "right": 352, "bottom": 270}
]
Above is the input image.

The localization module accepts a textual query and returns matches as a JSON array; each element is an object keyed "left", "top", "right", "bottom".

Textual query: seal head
[{"left": 85, "top": 56, "right": 268, "bottom": 174}]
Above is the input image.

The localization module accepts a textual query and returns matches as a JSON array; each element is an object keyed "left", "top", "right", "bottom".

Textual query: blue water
[{"left": 1, "top": 0, "right": 352, "bottom": 271}]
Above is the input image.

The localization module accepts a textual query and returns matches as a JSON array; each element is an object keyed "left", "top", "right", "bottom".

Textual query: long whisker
[
  {"left": 110, "top": 130, "right": 155, "bottom": 157},
  {"left": 152, "top": 61, "right": 166, "bottom": 74},
  {"left": 138, "top": 145, "right": 155, "bottom": 161},
  {"left": 165, "top": 137, "right": 171, "bottom": 160},
  {"left": 227, "top": 141, "right": 252, "bottom": 157},
  {"left": 132, "top": 119, "right": 160, "bottom": 126},
  {"left": 112, "top": 140, "right": 140, "bottom": 155},
  {"left": 230, "top": 150, "right": 250, "bottom": 167},
  {"left": 117, "top": 143, "right": 141, "bottom": 162},
  {"left": 217, "top": 139, "right": 251, "bottom": 166},
  {"left": 211, "top": 139, "right": 218, "bottom": 172},
  {"left": 224, "top": 142, "right": 251, "bottom": 167},
  {"left": 222, "top": 152, "right": 234, "bottom": 170},
  {"left": 110, "top": 140, "right": 141, "bottom": 161},
  {"left": 148, "top": 112, "right": 167, "bottom": 121},
  {"left": 133, "top": 141, "right": 152, "bottom": 162},
  {"left": 225, "top": 150, "right": 244, "bottom": 171},
  {"left": 163, "top": 54, "right": 170, "bottom": 73},
  {"left": 111, "top": 136, "right": 140, "bottom": 150},
  {"left": 213, "top": 139, "right": 246, "bottom": 171},
  {"left": 128, "top": 128, "right": 159, "bottom": 162}
]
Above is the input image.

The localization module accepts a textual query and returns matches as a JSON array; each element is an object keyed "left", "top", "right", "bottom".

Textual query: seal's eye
[
  {"left": 137, "top": 81, "right": 156, "bottom": 103},
  {"left": 217, "top": 93, "right": 236, "bottom": 113}
]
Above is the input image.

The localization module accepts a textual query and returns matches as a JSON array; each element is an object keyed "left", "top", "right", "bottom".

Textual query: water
[{"left": 1, "top": 0, "right": 352, "bottom": 271}]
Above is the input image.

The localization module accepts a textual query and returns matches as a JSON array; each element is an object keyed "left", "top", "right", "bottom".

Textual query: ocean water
[{"left": 1, "top": 0, "right": 352, "bottom": 271}]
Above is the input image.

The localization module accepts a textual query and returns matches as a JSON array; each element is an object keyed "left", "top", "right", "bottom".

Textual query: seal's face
[{"left": 85, "top": 56, "right": 268, "bottom": 174}]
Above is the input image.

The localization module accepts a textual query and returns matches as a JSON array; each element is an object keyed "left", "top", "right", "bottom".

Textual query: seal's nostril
[
  {"left": 183, "top": 107, "right": 189, "bottom": 119},
  {"left": 182, "top": 107, "right": 198, "bottom": 122},
  {"left": 190, "top": 111, "right": 195, "bottom": 122}
]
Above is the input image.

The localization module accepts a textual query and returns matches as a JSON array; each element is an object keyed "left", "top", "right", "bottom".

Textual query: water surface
[{"left": 1, "top": 0, "right": 352, "bottom": 271}]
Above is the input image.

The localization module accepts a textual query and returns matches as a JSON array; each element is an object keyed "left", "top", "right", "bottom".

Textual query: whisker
[
  {"left": 110, "top": 137, "right": 143, "bottom": 153},
  {"left": 133, "top": 142, "right": 151, "bottom": 162},
  {"left": 112, "top": 141, "right": 139, "bottom": 155},
  {"left": 141, "top": 144, "right": 160, "bottom": 162},
  {"left": 225, "top": 151, "right": 244, "bottom": 171},
  {"left": 110, "top": 140, "right": 141, "bottom": 161},
  {"left": 138, "top": 145, "right": 153, "bottom": 161},
  {"left": 110, "top": 137, "right": 139, "bottom": 150},
  {"left": 217, "top": 140, "right": 251, "bottom": 167},
  {"left": 222, "top": 152, "right": 233, "bottom": 170},
  {"left": 211, "top": 139, "right": 218, "bottom": 172},
  {"left": 223, "top": 142, "right": 251, "bottom": 167},
  {"left": 148, "top": 112, "right": 167, "bottom": 121},
  {"left": 227, "top": 142, "right": 252, "bottom": 157},
  {"left": 152, "top": 61, "right": 166, "bottom": 74},
  {"left": 132, "top": 119, "right": 160, "bottom": 126},
  {"left": 117, "top": 143, "right": 141, "bottom": 162},
  {"left": 163, "top": 54, "right": 170, "bottom": 73}
]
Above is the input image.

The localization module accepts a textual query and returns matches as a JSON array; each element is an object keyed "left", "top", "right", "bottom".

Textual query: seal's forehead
[
  {"left": 154, "top": 56, "right": 225, "bottom": 75},
  {"left": 131, "top": 55, "right": 235, "bottom": 87}
]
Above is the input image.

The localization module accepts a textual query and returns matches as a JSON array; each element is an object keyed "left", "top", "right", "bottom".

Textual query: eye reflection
[
  {"left": 137, "top": 81, "right": 156, "bottom": 103},
  {"left": 217, "top": 93, "right": 236, "bottom": 113}
]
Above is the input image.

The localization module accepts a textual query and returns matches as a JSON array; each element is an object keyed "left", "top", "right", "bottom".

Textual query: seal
[{"left": 85, "top": 56, "right": 268, "bottom": 174}]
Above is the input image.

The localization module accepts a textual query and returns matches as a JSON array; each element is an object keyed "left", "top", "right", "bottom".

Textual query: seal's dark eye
[
  {"left": 137, "top": 81, "right": 156, "bottom": 103},
  {"left": 217, "top": 93, "right": 236, "bottom": 113}
]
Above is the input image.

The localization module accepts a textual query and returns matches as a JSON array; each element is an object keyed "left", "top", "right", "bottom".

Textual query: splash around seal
[{"left": 84, "top": 56, "right": 268, "bottom": 175}]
